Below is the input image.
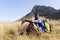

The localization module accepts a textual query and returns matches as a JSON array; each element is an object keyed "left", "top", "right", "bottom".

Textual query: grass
[{"left": 0, "top": 20, "right": 60, "bottom": 40}]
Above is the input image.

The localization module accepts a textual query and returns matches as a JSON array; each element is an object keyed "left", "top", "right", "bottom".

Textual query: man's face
[
  {"left": 37, "top": 14, "right": 39, "bottom": 18},
  {"left": 35, "top": 14, "right": 39, "bottom": 19}
]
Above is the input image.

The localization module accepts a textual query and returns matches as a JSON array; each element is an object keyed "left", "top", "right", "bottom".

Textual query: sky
[{"left": 0, "top": 0, "right": 60, "bottom": 22}]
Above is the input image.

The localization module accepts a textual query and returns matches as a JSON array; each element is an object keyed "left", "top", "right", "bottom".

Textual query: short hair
[
  {"left": 35, "top": 13, "right": 37, "bottom": 17},
  {"left": 35, "top": 13, "right": 39, "bottom": 17}
]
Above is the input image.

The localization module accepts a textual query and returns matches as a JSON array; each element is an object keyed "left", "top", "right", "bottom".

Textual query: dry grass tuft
[{"left": 0, "top": 20, "right": 60, "bottom": 40}]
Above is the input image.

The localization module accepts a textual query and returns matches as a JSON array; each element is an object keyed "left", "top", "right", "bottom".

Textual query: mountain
[
  {"left": 18, "top": 5, "right": 60, "bottom": 21},
  {"left": 31, "top": 5, "right": 57, "bottom": 15},
  {"left": 51, "top": 10, "right": 60, "bottom": 20}
]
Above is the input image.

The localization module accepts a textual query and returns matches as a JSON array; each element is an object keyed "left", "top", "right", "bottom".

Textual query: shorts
[{"left": 38, "top": 22, "right": 45, "bottom": 32}]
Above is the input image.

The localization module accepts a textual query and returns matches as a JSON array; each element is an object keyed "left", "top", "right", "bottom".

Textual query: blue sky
[{"left": 0, "top": 0, "right": 60, "bottom": 22}]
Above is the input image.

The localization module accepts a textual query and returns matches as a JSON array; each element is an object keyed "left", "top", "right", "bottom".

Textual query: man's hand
[
  {"left": 21, "top": 20, "right": 25, "bottom": 25},
  {"left": 21, "top": 20, "right": 28, "bottom": 25},
  {"left": 21, "top": 20, "right": 34, "bottom": 25}
]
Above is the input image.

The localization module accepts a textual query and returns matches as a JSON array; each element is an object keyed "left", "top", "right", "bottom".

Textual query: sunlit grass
[{"left": 0, "top": 20, "right": 60, "bottom": 40}]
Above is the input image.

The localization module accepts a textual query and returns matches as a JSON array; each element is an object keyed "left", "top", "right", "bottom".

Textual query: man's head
[{"left": 34, "top": 13, "right": 40, "bottom": 19}]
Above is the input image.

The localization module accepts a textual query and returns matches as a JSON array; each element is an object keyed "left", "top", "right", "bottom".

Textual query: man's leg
[
  {"left": 26, "top": 22, "right": 34, "bottom": 34},
  {"left": 39, "top": 22, "right": 45, "bottom": 32},
  {"left": 32, "top": 23, "right": 40, "bottom": 33},
  {"left": 26, "top": 22, "right": 41, "bottom": 35}
]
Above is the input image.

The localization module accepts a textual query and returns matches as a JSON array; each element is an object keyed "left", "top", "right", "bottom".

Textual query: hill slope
[{"left": 18, "top": 5, "right": 60, "bottom": 21}]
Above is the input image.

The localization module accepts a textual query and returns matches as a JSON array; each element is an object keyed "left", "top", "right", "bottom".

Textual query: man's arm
[
  {"left": 21, "top": 20, "right": 32, "bottom": 25},
  {"left": 21, "top": 20, "right": 39, "bottom": 25}
]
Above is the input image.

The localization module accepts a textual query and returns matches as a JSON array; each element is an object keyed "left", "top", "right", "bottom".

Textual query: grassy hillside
[{"left": 0, "top": 18, "right": 60, "bottom": 40}]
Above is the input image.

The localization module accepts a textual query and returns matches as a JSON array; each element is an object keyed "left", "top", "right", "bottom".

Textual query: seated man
[{"left": 21, "top": 13, "right": 45, "bottom": 34}]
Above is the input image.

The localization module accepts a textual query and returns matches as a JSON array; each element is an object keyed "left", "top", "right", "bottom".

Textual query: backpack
[{"left": 43, "top": 20, "right": 51, "bottom": 33}]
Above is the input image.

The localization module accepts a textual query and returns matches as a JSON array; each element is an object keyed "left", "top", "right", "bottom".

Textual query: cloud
[
  {"left": 8, "top": 9, "right": 12, "bottom": 11},
  {"left": 8, "top": 8, "right": 16, "bottom": 11}
]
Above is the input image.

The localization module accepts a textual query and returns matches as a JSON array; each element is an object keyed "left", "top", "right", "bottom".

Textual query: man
[{"left": 21, "top": 13, "right": 45, "bottom": 34}]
